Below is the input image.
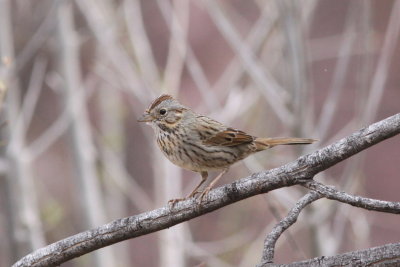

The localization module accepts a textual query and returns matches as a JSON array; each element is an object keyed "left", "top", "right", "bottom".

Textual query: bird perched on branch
[{"left": 138, "top": 94, "right": 316, "bottom": 204}]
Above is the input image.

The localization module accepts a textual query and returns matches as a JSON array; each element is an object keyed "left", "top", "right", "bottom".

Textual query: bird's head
[{"left": 138, "top": 94, "right": 188, "bottom": 131}]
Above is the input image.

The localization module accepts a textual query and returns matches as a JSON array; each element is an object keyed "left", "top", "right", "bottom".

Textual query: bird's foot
[
  {"left": 168, "top": 198, "right": 186, "bottom": 207},
  {"left": 188, "top": 190, "right": 203, "bottom": 198},
  {"left": 197, "top": 187, "right": 211, "bottom": 203},
  {"left": 168, "top": 189, "right": 206, "bottom": 207}
]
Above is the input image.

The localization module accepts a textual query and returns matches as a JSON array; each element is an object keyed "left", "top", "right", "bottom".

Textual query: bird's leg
[
  {"left": 187, "top": 171, "right": 208, "bottom": 198},
  {"left": 168, "top": 171, "right": 208, "bottom": 206},
  {"left": 198, "top": 168, "right": 228, "bottom": 202}
]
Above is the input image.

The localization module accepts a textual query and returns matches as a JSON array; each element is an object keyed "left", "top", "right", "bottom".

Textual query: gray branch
[
  {"left": 259, "top": 180, "right": 400, "bottom": 265},
  {"left": 302, "top": 180, "right": 400, "bottom": 214},
  {"left": 284, "top": 242, "right": 400, "bottom": 266},
  {"left": 12, "top": 113, "right": 400, "bottom": 267},
  {"left": 259, "top": 192, "right": 323, "bottom": 265},
  {"left": 258, "top": 243, "right": 400, "bottom": 266}
]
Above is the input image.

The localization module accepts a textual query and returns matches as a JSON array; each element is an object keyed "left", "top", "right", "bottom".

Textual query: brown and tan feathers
[
  {"left": 194, "top": 115, "right": 255, "bottom": 147},
  {"left": 254, "top": 137, "right": 316, "bottom": 151},
  {"left": 204, "top": 128, "right": 254, "bottom": 146},
  {"left": 148, "top": 94, "right": 174, "bottom": 111},
  {"left": 195, "top": 114, "right": 315, "bottom": 149}
]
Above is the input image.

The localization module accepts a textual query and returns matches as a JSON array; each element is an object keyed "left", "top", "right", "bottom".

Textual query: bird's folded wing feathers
[{"left": 203, "top": 128, "right": 254, "bottom": 146}]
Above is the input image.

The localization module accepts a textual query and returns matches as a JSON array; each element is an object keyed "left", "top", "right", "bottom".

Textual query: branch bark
[
  {"left": 284, "top": 242, "right": 400, "bottom": 267},
  {"left": 259, "top": 192, "right": 322, "bottom": 265},
  {"left": 12, "top": 113, "right": 400, "bottom": 267},
  {"left": 302, "top": 180, "right": 400, "bottom": 214},
  {"left": 259, "top": 180, "right": 400, "bottom": 264}
]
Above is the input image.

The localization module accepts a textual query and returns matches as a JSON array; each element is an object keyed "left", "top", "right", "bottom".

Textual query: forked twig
[{"left": 259, "top": 191, "right": 322, "bottom": 265}]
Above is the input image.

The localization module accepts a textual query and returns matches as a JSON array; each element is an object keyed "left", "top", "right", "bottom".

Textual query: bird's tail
[{"left": 254, "top": 137, "right": 317, "bottom": 151}]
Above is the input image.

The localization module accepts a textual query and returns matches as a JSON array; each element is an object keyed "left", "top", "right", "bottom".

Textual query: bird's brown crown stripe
[{"left": 149, "top": 94, "right": 174, "bottom": 110}]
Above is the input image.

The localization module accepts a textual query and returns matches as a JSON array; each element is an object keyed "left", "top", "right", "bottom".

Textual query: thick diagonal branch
[{"left": 12, "top": 113, "right": 400, "bottom": 267}]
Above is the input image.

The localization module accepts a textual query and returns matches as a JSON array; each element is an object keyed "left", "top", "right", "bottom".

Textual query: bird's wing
[{"left": 203, "top": 127, "right": 254, "bottom": 147}]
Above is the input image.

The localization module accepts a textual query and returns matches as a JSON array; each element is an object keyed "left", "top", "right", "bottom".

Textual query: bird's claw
[
  {"left": 197, "top": 188, "right": 211, "bottom": 203},
  {"left": 168, "top": 189, "right": 211, "bottom": 206},
  {"left": 189, "top": 190, "right": 203, "bottom": 198},
  {"left": 168, "top": 198, "right": 185, "bottom": 207}
]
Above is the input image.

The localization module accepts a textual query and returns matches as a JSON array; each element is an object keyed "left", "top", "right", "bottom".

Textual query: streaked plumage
[{"left": 138, "top": 94, "right": 316, "bottom": 203}]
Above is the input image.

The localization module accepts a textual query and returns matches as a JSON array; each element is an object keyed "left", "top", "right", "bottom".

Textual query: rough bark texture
[
  {"left": 259, "top": 179, "right": 400, "bottom": 265},
  {"left": 259, "top": 192, "right": 323, "bottom": 265},
  {"left": 12, "top": 113, "right": 400, "bottom": 267},
  {"left": 302, "top": 180, "right": 400, "bottom": 214},
  {"left": 283, "top": 242, "right": 400, "bottom": 267}
]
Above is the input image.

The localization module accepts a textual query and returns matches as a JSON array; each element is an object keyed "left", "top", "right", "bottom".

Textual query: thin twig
[
  {"left": 1, "top": 0, "right": 46, "bottom": 259},
  {"left": 0, "top": 78, "right": 7, "bottom": 111},
  {"left": 259, "top": 191, "right": 322, "bottom": 265},
  {"left": 57, "top": 2, "right": 115, "bottom": 266},
  {"left": 259, "top": 179, "right": 400, "bottom": 265},
  {"left": 210, "top": 2, "right": 277, "bottom": 96},
  {"left": 156, "top": 0, "right": 220, "bottom": 110},
  {"left": 315, "top": 2, "right": 358, "bottom": 141},
  {"left": 204, "top": 0, "right": 294, "bottom": 125},
  {"left": 364, "top": 0, "right": 400, "bottom": 123},
  {"left": 74, "top": 0, "right": 149, "bottom": 102},
  {"left": 123, "top": 0, "right": 160, "bottom": 88},
  {"left": 302, "top": 180, "right": 400, "bottom": 214}
]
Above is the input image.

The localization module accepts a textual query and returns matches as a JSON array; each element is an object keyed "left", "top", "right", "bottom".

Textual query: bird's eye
[{"left": 159, "top": 109, "right": 167, "bottom": 115}]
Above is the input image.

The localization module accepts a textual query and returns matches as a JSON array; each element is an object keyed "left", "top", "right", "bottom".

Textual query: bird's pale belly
[{"left": 156, "top": 134, "right": 251, "bottom": 172}]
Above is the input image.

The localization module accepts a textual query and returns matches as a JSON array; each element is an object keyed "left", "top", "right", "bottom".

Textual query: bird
[{"left": 138, "top": 94, "right": 316, "bottom": 203}]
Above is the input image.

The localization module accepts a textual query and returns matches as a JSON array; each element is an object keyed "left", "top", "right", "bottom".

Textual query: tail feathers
[{"left": 254, "top": 137, "right": 317, "bottom": 151}]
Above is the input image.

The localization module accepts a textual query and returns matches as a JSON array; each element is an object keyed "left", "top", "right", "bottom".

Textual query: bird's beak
[{"left": 137, "top": 112, "right": 153, "bottom": 122}]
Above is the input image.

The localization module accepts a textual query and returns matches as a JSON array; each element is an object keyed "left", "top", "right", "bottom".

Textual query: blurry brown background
[{"left": 1, "top": 0, "right": 399, "bottom": 266}]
